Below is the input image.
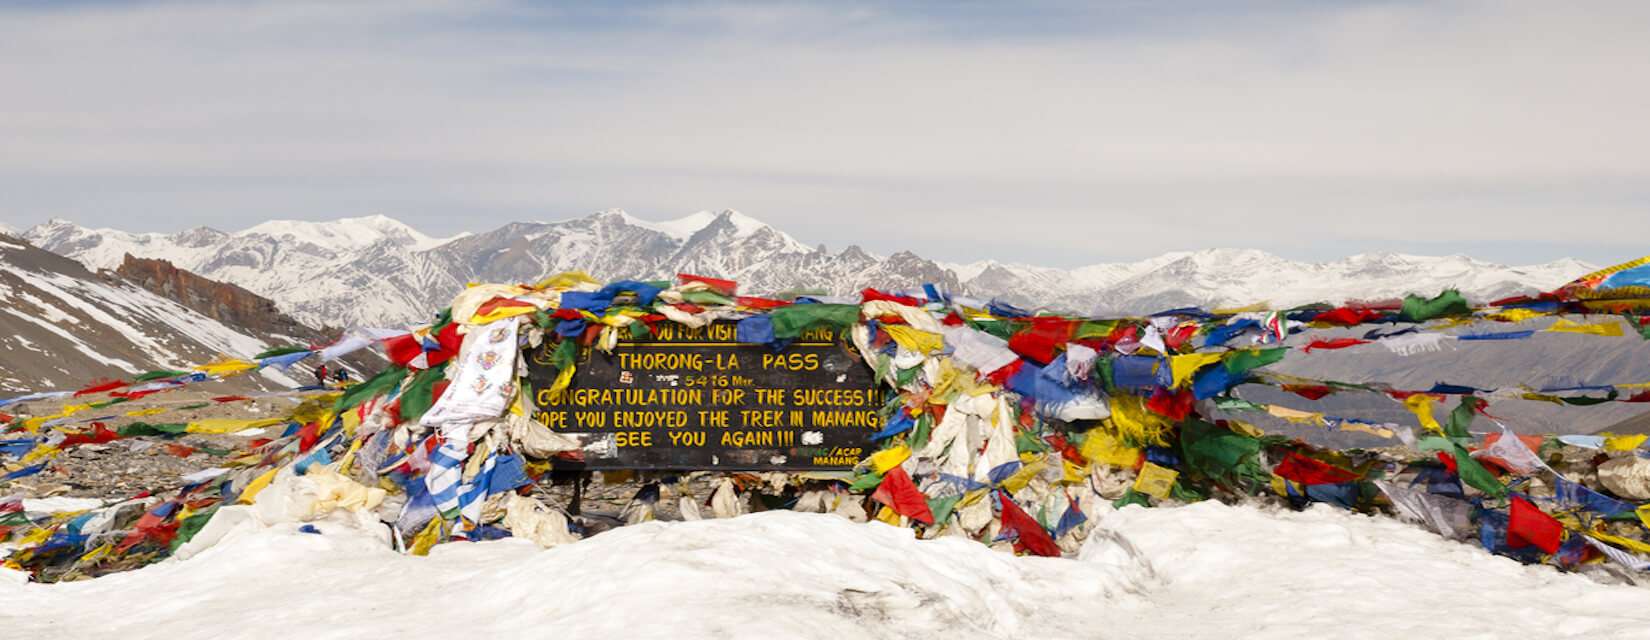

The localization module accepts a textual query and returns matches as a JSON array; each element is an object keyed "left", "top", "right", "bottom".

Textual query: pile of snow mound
[
  {"left": 1091, "top": 501, "right": 1650, "bottom": 637},
  {"left": 5, "top": 505, "right": 1650, "bottom": 639},
  {"left": 174, "top": 467, "right": 390, "bottom": 561}
]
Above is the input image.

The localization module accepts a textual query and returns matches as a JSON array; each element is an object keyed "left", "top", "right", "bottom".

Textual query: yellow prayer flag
[
  {"left": 409, "top": 517, "right": 446, "bottom": 556},
  {"left": 1266, "top": 404, "right": 1322, "bottom": 424},
  {"left": 470, "top": 302, "right": 539, "bottom": 325},
  {"left": 1404, "top": 394, "right": 1443, "bottom": 434},
  {"left": 1000, "top": 457, "right": 1047, "bottom": 493},
  {"left": 1132, "top": 462, "right": 1178, "bottom": 500},
  {"left": 78, "top": 542, "right": 114, "bottom": 564},
  {"left": 186, "top": 417, "right": 285, "bottom": 434},
  {"left": 1169, "top": 352, "right": 1225, "bottom": 389},
  {"left": 1544, "top": 318, "right": 1625, "bottom": 337},
  {"left": 21, "top": 445, "right": 60, "bottom": 464},
  {"left": 1338, "top": 421, "right": 1396, "bottom": 440},
  {"left": 238, "top": 467, "right": 281, "bottom": 504},
  {"left": 1605, "top": 433, "right": 1648, "bottom": 452},
  {"left": 869, "top": 444, "right": 911, "bottom": 474},
  {"left": 535, "top": 271, "right": 599, "bottom": 290},
  {"left": 1107, "top": 396, "right": 1172, "bottom": 445},
  {"left": 1227, "top": 419, "right": 1267, "bottom": 438},
  {"left": 19, "top": 525, "right": 57, "bottom": 546},
  {"left": 1589, "top": 530, "right": 1650, "bottom": 555},
  {"left": 1062, "top": 459, "right": 1089, "bottom": 485},
  {"left": 883, "top": 325, "right": 944, "bottom": 354},
  {"left": 336, "top": 437, "right": 366, "bottom": 476},
  {"left": 195, "top": 358, "right": 259, "bottom": 377},
  {"left": 1080, "top": 429, "right": 1142, "bottom": 469},
  {"left": 1489, "top": 308, "right": 1548, "bottom": 324}
]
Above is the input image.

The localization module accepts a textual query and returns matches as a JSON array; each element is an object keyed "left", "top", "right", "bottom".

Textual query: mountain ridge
[
  {"left": 23, "top": 211, "right": 1595, "bottom": 329},
  {"left": 0, "top": 233, "right": 308, "bottom": 392}
]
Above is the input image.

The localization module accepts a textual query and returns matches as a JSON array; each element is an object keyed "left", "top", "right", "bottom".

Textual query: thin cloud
[{"left": 0, "top": 0, "right": 1646, "bottom": 266}]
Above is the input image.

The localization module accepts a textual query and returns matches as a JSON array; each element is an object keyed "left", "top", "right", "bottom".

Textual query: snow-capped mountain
[
  {"left": 0, "top": 233, "right": 305, "bottom": 392},
  {"left": 24, "top": 211, "right": 1594, "bottom": 329},
  {"left": 949, "top": 249, "right": 1595, "bottom": 315}
]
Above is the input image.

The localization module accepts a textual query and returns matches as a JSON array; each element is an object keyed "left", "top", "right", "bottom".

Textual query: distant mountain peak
[
  {"left": 236, "top": 214, "right": 455, "bottom": 251},
  {"left": 23, "top": 212, "right": 1597, "bottom": 329}
]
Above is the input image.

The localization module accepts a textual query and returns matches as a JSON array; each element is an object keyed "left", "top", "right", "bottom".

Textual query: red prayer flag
[
  {"left": 1436, "top": 451, "right": 1458, "bottom": 473},
  {"left": 73, "top": 379, "right": 128, "bottom": 397},
  {"left": 736, "top": 296, "right": 788, "bottom": 310},
  {"left": 1282, "top": 384, "right": 1334, "bottom": 401},
  {"left": 473, "top": 296, "right": 538, "bottom": 319},
  {"left": 382, "top": 333, "right": 423, "bottom": 366},
  {"left": 1507, "top": 495, "right": 1563, "bottom": 554},
  {"left": 983, "top": 360, "right": 1024, "bottom": 387},
  {"left": 1164, "top": 323, "right": 1199, "bottom": 351},
  {"left": 860, "top": 288, "right": 923, "bottom": 306},
  {"left": 1273, "top": 452, "right": 1360, "bottom": 485},
  {"left": 1044, "top": 434, "right": 1086, "bottom": 466},
  {"left": 60, "top": 424, "right": 120, "bottom": 448},
  {"left": 1145, "top": 387, "right": 1194, "bottom": 421},
  {"left": 1008, "top": 317, "right": 1078, "bottom": 365},
  {"left": 871, "top": 467, "right": 934, "bottom": 524},
  {"left": 164, "top": 443, "right": 197, "bottom": 458},
  {"left": 1303, "top": 338, "right": 1370, "bottom": 353},
  {"left": 211, "top": 395, "right": 251, "bottom": 403},
  {"left": 996, "top": 492, "right": 1061, "bottom": 557},
  {"left": 679, "top": 274, "right": 738, "bottom": 295},
  {"left": 424, "top": 323, "right": 463, "bottom": 368},
  {"left": 297, "top": 422, "right": 321, "bottom": 453},
  {"left": 1311, "top": 307, "right": 1384, "bottom": 326}
]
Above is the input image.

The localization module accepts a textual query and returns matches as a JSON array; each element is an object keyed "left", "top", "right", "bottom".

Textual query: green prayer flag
[
  {"left": 170, "top": 506, "right": 220, "bottom": 552},
  {"left": 1444, "top": 396, "right": 1477, "bottom": 444},
  {"left": 909, "top": 413, "right": 933, "bottom": 452},
  {"left": 928, "top": 494, "right": 963, "bottom": 524},
  {"left": 118, "top": 422, "right": 188, "bottom": 437},
  {"left": 970, "top": 318, "right": 1017, "bottom": 341},
  {"left": 253, "top": 346, "right": 310, "bottom": 359},
  {"left": 335, "top": 366, "right": 408, "bottom": 413},
  {"left": 1398, "top": 289, "right": 1470, "bottom": 323},
  {"left": 1178, "top": 419, "right": 1265, "bottom": 487},
  {"left": 768, "top": 304, "right": 861, "bottom": 339},
  {"left": 1224, "top": 348, "right": 1286, "bottom": 376},
  {"left": 848, "top": 472, "right": 884, "bottom": 492},
  {"left": 1451, "top": 443, "right": 1506, "bottom": 498},
  {"left": 1096, "top": 357, "right": 1116, "bottom": 393},
  {"left": 398, "top": 364, "right": 449, "bottom": 423},
  {"left": 133, "top": 369, "right": 188, "bottom": 382},
  {"left": 1074, "top": 320, "right": 1119, "bottom": 340},
  {"left": 1213, "top": 396, "right": 1267, "bottom": 413},
  {"left": 1014, "top": 429, "right": 1049, "bottom": 454},
  {"left": 1112, "top": 489, "right": 1152, "bottom": 509},
  {"left": 680, "top": 290, "right": 737, "bottom": 306}
]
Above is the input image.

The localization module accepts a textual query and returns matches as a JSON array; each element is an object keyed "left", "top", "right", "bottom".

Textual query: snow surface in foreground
[{"left": 3, "top": 502, "right": 1647, "bottom": 639}]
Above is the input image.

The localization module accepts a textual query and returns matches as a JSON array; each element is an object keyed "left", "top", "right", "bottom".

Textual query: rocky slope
[{"left": 0, "top": 233, "right": 306, "bottom": 393}]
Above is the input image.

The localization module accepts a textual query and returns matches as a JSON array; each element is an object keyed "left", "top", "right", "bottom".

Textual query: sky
[{"left": 1, "top": 0, "right": 1647, "bottom": 268}]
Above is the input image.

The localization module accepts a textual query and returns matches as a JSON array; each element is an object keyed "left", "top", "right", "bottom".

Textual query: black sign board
[{"left": 524, "top": 321, "right": 884, "bottom": 470}]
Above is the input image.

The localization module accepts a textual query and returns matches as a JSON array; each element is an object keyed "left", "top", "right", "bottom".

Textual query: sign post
[{"left": 525, "top": 321, "right": 884, "bottom": 470}]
